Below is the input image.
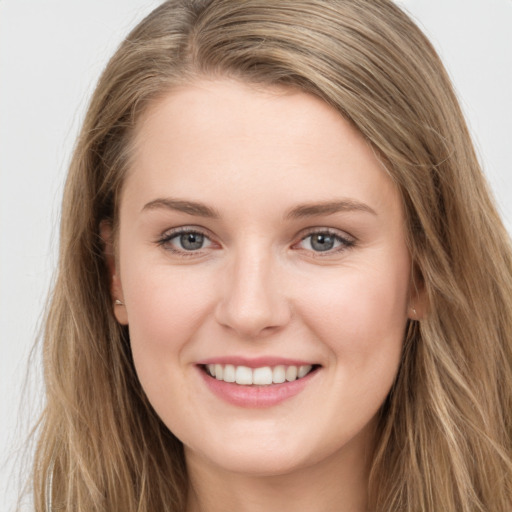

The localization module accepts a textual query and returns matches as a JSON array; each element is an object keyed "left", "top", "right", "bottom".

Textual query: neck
[{"left": 185, "top": 434, "right": 372, "bottom": 512}]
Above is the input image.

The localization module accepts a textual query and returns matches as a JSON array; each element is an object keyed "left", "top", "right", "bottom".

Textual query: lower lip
[{"left": 198, "top": 366, "right": 318, "bottom": 408}]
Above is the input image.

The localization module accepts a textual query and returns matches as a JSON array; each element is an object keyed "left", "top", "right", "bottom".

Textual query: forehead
[
  {"left": 133, "top": 79, "right": 365, "bottom": 157},
  {"left": 123, "top": 79, "right": 401, "bottom": 221}
]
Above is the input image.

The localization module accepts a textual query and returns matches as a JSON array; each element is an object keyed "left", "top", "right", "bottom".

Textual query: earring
[
  {"left": 114, "top": 299, "right": 124, "bottom": 306},
  {"left": 410, "top": 306, "right": 417, "bottom": 318}
]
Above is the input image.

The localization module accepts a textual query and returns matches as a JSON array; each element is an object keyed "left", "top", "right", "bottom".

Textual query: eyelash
[
  {"left": 156, "top": 226, "right": 356, "bottom": 258},
  {"left": 157, "top": 227, "right": 214, "bottom": 257},
  {"left": 296, "top": 228, "right": 356, "bottom": 257}
]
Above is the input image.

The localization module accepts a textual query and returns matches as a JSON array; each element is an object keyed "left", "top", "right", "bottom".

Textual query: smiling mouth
[{"left": 202, "top": 363, "right": 320, "bottom": 386}]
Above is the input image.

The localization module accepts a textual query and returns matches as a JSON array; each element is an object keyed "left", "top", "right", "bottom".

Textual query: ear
[
  {"left": 100, "top": 220, "right": 128, "bottom": 325},
  {"left": 408, "top": 263, "right": 427, "bottom": 321}
]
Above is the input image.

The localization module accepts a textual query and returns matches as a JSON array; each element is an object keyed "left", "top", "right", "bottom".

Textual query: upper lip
[{"left": 196, "top": 356, "right": 319, "bottom": 368}]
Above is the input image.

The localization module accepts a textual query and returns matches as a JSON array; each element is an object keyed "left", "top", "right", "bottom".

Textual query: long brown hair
[{"left": 33, "top": 1, "right": 512, "bottom": 510}]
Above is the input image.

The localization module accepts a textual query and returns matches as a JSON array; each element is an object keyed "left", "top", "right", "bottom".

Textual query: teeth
[
  {"left": 253, "top": 366, "right": 273, "bottom": 385},
  {"left": 272, "top": 365, "right": 286, "bottom": 384},
  {"left": 235, "top": 366, "right": 253, "bottom": 385},
  {"left": 298, "top": 365, "right": 311, "bottom": 378},
  {"left": 223, "top": 364, "right": 236, "bottom": 383},
  {"left": 285, "top": 365, "right": 298, "bottom": 382},
  {"left": 206, "top": 363, "right": 314, "bottom": 385}
]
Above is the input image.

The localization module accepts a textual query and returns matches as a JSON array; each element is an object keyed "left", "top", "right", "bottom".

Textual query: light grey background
[{"left": 0, "top": 0, "right": 511, "bottom": 509}]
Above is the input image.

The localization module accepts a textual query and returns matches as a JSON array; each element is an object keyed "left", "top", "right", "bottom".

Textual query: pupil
[
  {"left": 311, "top": 234, "right": 334, "bottom": 252},
  {"left": 180, "top": 233, "right": 204, "bottom": 250}
]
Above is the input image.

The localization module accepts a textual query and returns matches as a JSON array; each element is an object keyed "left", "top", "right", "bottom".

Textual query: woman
[{"left": 33, "top": 0, "right": 512, "bottom": 511}]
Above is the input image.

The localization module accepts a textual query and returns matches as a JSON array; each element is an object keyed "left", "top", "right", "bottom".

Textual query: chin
[
  {"left": 208, "top": 449, "right": 309, "bottom": 477},
  {"left": 184, "top": 432, "right": 315, "bottom": 477}
]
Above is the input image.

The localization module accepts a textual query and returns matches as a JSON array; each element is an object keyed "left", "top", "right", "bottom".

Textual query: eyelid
[
  {"left": 294, "top": 227, "right": 356, "bottom": 255},
  {"left": 156, "top": 225, "right": 217, "bottom": 256},
  {"left": 159, "top": 225, "right": 212, "bottom": 238},
  {"left": 298, "top": 226, "right": 355, "bottom": 240},
  {"left": 155, "top": 225, "right": 356, "bottom": 257}
]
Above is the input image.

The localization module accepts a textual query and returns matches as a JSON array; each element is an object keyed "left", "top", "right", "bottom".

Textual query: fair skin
[{"left": 104, "top": 79, "right": 421, "bottom": 512}]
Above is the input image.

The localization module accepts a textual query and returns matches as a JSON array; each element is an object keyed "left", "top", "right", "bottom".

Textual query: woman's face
[{"left": 111, "top": 79, "right": 415, "bottom": 477}]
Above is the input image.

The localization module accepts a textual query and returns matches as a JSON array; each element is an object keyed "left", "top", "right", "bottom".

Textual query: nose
[{"left": 214, "top": 247, "right": 291, "bottom": 339}]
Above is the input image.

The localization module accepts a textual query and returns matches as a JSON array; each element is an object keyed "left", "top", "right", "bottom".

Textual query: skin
[{"left": 104, "top": 79, "right": 422, "bottom": 512}]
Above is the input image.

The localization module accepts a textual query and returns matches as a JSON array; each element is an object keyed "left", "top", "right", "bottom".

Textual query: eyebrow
[
  {"left": 142, "top": 198, "right": 221, "bottom": 218},
  {"left": 284, "top": 200, "right": 377, "bottom": 219},
  {"left": 141, "top": 197, "right": 376, "bottom": 219}
]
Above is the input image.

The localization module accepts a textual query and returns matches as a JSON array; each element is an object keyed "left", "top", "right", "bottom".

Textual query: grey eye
[
  {"left": 179, "top": 232, "right": 205, "bottom": 250},
  {"left": 309, "top": 233, "right": 336, "bottom": 252},
  {"left": 297, "top": 231, "right": 353, "bottom": 254}
]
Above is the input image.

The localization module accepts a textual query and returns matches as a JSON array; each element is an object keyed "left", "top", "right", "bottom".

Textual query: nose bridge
[{"left": 215, "top": 240, "right": 290, "bottom": 338}]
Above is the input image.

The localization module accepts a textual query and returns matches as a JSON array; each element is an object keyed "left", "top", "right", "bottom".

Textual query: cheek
[
  {"left": 296, "top": 259, "right": 410, "bottom": 362},
  {"left": 120, "top": 264, "right": 219, "bottom": 426},
  {"left": 296, "top": 262, "right": 409, "bottom": 428},
  {"left": 121, "top": 261, "right": 216, "bottom": 377}
]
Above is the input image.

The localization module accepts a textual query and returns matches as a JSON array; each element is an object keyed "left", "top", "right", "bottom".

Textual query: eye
[
  {"left": 158, "top": 228, "right": 213, "bottom": 254},
  {"left": 297, "top": 230, "right": 355, "bottom": 254}
]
